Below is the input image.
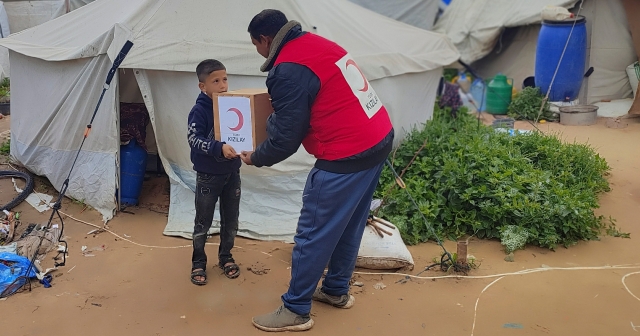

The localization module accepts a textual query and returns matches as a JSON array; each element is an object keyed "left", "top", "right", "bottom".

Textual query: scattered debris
[
  {"left": 373, "top": 282, "right": 387, "bottom": 290},
  {"left": 504, "top": 253, "right": 515, "bottom": 262},
  {"left": 180, "top": 315, "right": 186, "bottom": 319},
  {"left": 20, "top": 224, "right": 37, "bottom": 239},
  {"left": 247, "top": 262, "right": 270, "bottom": 275},
  {"left": 91, "top": 303, "right": 102, "bottom": 307},
  {"left": 67, "top": 265, "right": 76, "bottom": 273},
  {"left": 605, "top": 117, "right": 628, "bottom": 129},
  {"left": 87, "top": 229, "right": 105, "bottom": 235},
  {"left": 395, "top": 276, "right": 410, "bottom": 284},
  {"left": 12, "top": 180, "right": 54, "bottom": 213},
  {"left": 81, "top": 245, "right": 106, "bottom": 257},
  {"left": 353, "top": 282, "right": 364, "bottom": 287},
  {"left": 503, "top": 323, "right": 524, "bottom": 329},
  {"left": 0, "top": 242, "right": 17, "bottom": 254}
]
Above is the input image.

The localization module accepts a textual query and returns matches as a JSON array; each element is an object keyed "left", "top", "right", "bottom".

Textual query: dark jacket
[
  {"left": 251, "top": 22, "right": 393, "bottom": 174},
  {"left": 188, "top": 92, "right": 241, "bottom": 175}
]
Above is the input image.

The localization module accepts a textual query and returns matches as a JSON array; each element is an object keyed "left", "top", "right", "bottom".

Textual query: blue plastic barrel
[
  {"left": 120, "top": 139, "right": 147, "bottom": 205},
  {"left": 534, "top": 16, "right": 587, "bottom": 102}
]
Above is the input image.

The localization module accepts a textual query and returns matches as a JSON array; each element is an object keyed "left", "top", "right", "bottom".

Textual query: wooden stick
[
  {"left": 457, "top": 241, "right": 468, "bottom": 266},
  {"left": 368, "top": 223, "right": 384, "bottom": 238},
  {"left": 375, "top": 225, "right": 393, "bottom": 236},
  {"left": 372, "top": 216, "right": 396, "bottom": 230},
  {"left": 369, "top": 222, "right": 393, "bottom": 237}
]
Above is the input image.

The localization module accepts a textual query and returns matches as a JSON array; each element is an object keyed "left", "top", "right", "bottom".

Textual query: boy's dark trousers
[{"left": 192, "top": 170, "right": 241, "bottom": 271}]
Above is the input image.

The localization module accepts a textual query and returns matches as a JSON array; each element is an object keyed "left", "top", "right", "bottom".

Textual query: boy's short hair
[
  {"left": 196, "top": 59, "right": 226, "bottom": 82},
  {"left": 247, "top": 9, "right": 288, "bottom": 41}
]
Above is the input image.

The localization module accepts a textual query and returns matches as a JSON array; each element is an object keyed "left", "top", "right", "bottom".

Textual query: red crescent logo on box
[
  {"left": 227, "top": 108, "right": 244, "bottom": 131},
  {"left": 346, "top": 59, "right": 368, "bottom": 92}
]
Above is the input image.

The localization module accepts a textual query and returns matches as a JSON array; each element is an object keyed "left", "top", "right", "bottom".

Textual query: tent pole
[{"left": 579, "top": 0, "right": 593, "bottom": 105}]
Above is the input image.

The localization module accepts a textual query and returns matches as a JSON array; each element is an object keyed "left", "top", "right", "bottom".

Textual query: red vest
[{"left": 274, "top": 33, "right": 393, "bottom": 161}]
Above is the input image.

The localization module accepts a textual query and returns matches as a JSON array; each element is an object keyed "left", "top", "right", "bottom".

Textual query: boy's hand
[
  {"left": 240, "top": 151, "right": 254, "bottom": 165},
  {"left": 222, "top": 144, "right": 238, "bottom": 159}
]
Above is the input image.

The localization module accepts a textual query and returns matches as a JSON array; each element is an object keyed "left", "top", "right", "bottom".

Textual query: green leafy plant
[
  {"left": 0, "top": 139, "right": 9, "bottom": 155},
  {"left": 500, "top": 225, "right": 530, "bottom": 253},
  {"left": 508, "top": 87, "right": 555, "bottom": 121},
  {"left": 0, "top": 77, "right": 9, "bottom": 103},
  {"left": 431, "top": 251, "right": 479, "bottom": 273},
  {"left": 375, "top": 103, "right": 624, "bottom": 252},
  {"left": 443, "top": 68, "right": 458, "bottom": 83}
]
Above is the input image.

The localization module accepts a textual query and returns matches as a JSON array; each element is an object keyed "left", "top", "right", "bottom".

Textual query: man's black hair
[
  {"left": 196, "top": 59, "right": 226, "bottom": 82},
  {"left": 247, "top": 9, "right": 289, "bottom": 41}
]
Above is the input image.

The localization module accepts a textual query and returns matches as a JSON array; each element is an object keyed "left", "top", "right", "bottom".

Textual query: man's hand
[
  {"left": 240, "top": 151, "right": 254, "bottom": 165},
  {"left": 222, "top": 144, "right": 238, "bottom": 159}
]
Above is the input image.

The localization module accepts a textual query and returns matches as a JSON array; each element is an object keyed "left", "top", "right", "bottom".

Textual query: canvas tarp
[
  {"left": 435, "top": 0, "right": 638, "bottom": 105},
  {"left": 1, "top": 0, "right": 459, "bottom": 241},
  {"left": 1, "top": 0, "right": 93, "bottom": 32},
  {"left": 0, "top": 0, "right": 96, "bottom": 78},
  {"left": 2, "top": 0, "right": 458, "bottom": 81},
  {"left": 9, "top": 52, "right": 118, "bottom": 219},
  {"left": 432, "top": 0, "right": 579, "bottom": 64},
  {"left": 348, "top": 0, "right": 440, "bottom": 31},
  {"left": 622, "top": 0, "right": 640, "bottom": 114}
]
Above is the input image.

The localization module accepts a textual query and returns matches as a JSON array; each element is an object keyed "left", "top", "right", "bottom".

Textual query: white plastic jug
[{"left": 456, "top": 72, "right": 471, "bottom": 93}]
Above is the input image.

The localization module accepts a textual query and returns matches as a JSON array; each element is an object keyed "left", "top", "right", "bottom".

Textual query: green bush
[
  {"left": 375, "top": 104, "right": 621, "bottom": 251},
  {"left": 508, "top": 87, "right": 555, "bottom": 121},
  {"left": 0, "top": 139, "right": 8, "bottom": 155}
]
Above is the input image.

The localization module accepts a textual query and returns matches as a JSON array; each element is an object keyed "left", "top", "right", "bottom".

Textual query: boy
[{"left": 187, "top": 59, "right": 241, "bottom": 285}]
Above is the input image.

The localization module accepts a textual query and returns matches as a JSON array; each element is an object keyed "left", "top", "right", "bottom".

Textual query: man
[{"left": 241, "top": 9, "right": 394, "bottom": 332}]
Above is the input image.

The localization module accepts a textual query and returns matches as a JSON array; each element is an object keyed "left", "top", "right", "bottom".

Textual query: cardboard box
[{"left": 212, "top": 89, "right": 273, "bottom": 152}]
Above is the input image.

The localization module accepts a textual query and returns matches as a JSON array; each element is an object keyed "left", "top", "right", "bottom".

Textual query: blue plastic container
[
  {"left": 470, "top": 78, "right": 487, "bottom": 111},
  {"left": 535, "top": 16, "right": 587, "bottom": 102},
  {"left": 120, "top": 139, "right": 147, "bottom": 205}
]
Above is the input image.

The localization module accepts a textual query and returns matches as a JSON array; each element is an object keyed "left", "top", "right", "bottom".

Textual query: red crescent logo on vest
[
  {"left": 227, "top": 108, "right": 244, "bottom": 131},
  {"left": 346, "top": 59, "right": 369, "bottom": 92}
]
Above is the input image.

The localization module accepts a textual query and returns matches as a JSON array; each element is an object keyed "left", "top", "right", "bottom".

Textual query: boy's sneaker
[
  {"left": 252, "top": 305, "right": 314, "bottom": 332},
  {"left": 312, "top": 288, "right": 355, "bottom": 309}
]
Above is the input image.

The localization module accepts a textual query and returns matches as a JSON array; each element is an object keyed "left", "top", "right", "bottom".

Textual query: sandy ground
[{"left": 1, "top": 114, "right": 640, "bottom": 335}]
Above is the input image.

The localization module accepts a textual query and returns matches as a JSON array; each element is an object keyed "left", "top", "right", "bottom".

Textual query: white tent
[
  {"left": 0, "top": 0, "right": 96, "bottom": 77},
  {"left": 0, "top": 0, "right": 459, "bottom": 242},
  {"left": 348, "top": 0, "right": 440, "bottom": 31},
  {"left": 433, "top": 0, "right": 638, "bottom": 104},
  {"left": 2, "top": 0, "right": 93, "bottom": 33}
]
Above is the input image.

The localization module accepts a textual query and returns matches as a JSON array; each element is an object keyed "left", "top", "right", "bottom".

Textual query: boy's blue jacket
[{"left": 188, "top": 92, "right": 241, "bottom": 174}]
